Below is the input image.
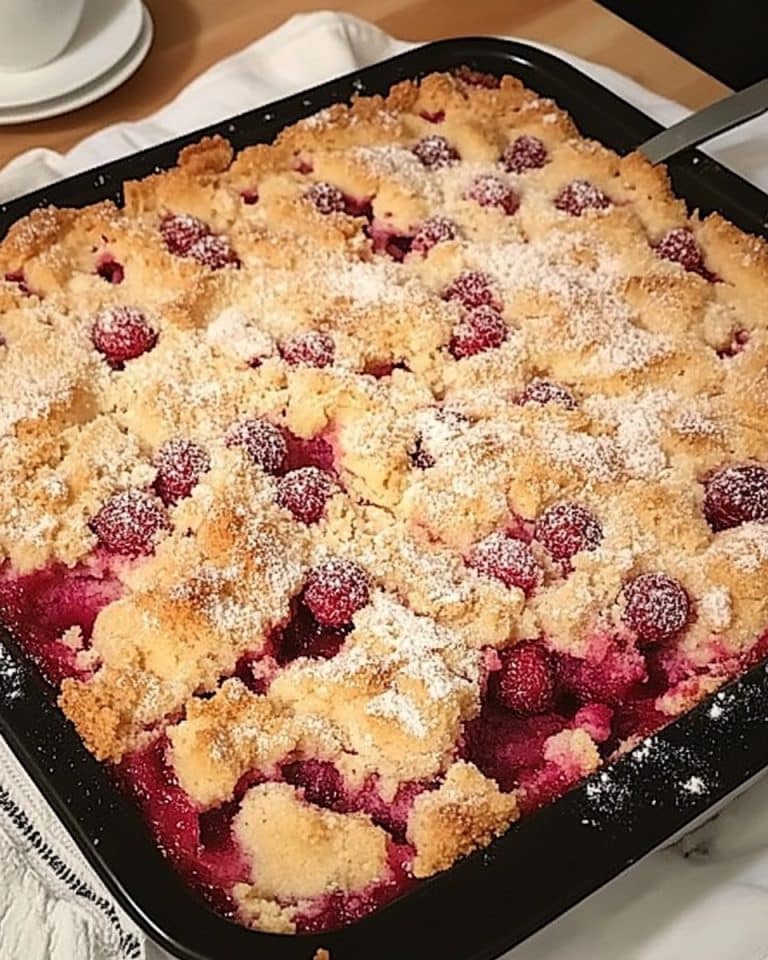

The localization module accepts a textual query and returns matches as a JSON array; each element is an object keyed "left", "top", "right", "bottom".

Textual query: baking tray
[{"left": 2, "top": 37, "right": 768, "bottom": 960}]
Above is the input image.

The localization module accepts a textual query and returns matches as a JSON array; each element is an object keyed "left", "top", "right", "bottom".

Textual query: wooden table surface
[{"left": 0, "top": 0, "right": 728, "bottom": 170}]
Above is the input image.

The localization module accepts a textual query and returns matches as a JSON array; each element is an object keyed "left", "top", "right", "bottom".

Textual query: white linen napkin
[{"left": 2, "top": 12, "right": 768, "bottom": 960}]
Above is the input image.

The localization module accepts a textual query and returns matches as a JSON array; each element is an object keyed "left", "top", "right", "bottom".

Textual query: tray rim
[{"left": 2, "top": 34, "right": 768, "bottom": 960}]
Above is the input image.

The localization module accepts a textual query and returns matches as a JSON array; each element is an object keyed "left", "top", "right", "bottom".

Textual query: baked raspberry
[
  {"left": 557, "top": 641, "right": 647, "bottom": 705},
  {"left": 502, "top": 135, "right": 548, "bottom": 174},
  {"left": 419, "top": 109, "right": 445, "bottom": 123},
  {"left": 96, "top": 255, "right": 124, "bottom": 284},
  {"left": 443, "top": 270, "right": 502, "bottom": 311},
  {"left": 276, "top": 467, "right": 335, "bottom": 524},
  {"left": 519, "top": 378, "right": 576, "bottom": 410},
  {"left": 91, "top": 307, "right": 157, "bottom": 368},
  {"left": 467, "top": 532, "right": 541, "bottom": 594},
  {"left": 535, "top": 502, "right": 602, "bottom": 560},
  {"left": 226, "top": 419, "right": 287, "bottom": 475},
  {"left": 411, "top": 216, "right": 458, "bottom": 254},
  {"left": 492, "top": 641, "right": 556, "bottom": 714},
  {"left": 153, "top": 439, "right": 210, "bottom": 505},
  {"left": 454, "top": 66, "right": 500, "bottom": 88},
  {"left": 241, "top": 189, "right": 259, "bottom": 205},
  {"left": 449, "top": 305, "right": 507, "bottom": 359},
  {"left": 160, "top": 213, "right": 238, "bottom": 269},
  {"left": 295, "top": 158, "right": 313, "bottom": 174},
  {"left": 283, "top": 760, "right": 346, "bottom": 811},
  {"left": 554, "top": 180, "right": 611, "bottom": 216},
  {"left": 655, "top": 227, "right": 714, "bottom": 280},
  {"left": 704, "top": 464, "right": 768, "bottom": 530},
  {"left": 159, "top": 213, "right": 209, "bottom": 255},
  {"left": 90, "top": 489, "right": 170, "bottom": 557},
  {"left": 280, "top": 330, "right": 335, "bottom": 368},
  {"left": 306, "top": 182, "right": 346, "bottom": 214},
  {"left": 187, "top": 234, "right": 240, "bottom": 270},
  {"left": 412, "top": 135, "right": 460, "bottom": 169},
  {"left": 465, "top": 175, "right": 520, "bottom": 215},
  {"left": 622, "top": 572, "right": 690, "bottom": 645},
  {"left": 303, "top": 558, "right": 370, "bottom": 626}
]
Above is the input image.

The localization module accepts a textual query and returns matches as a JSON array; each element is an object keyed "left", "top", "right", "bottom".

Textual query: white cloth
[{"left": 2, "top": 11, "right": 768, "bottom": 960}]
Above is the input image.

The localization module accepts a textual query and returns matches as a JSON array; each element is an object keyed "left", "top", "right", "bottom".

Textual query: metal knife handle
[{"left": 638, "top": 77, "right": 768, "bottom": 165}]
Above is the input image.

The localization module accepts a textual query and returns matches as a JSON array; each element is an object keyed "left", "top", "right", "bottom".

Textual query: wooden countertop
[{"left": 0, "top": 0, "right": 727, "bottom": 169}]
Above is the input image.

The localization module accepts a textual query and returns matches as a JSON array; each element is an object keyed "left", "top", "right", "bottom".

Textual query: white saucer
[
  {"left": 0, "top": 0, "right": 144, "bottom": 110},
  {"left": 0, "top": 3, "right": 153, "bottom": 125}
]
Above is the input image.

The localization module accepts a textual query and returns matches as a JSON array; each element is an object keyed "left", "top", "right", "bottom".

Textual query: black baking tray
[{"left": 2, "top": 37, "right": 768, "bottom": 960}]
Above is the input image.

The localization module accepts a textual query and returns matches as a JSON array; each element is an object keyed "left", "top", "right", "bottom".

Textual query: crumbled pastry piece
[
  {"left": 234, "top": 782, "right": 389, "bottom": 899},
  {"left": 408, "top": 761, "right": 518, "bottom": 876}
]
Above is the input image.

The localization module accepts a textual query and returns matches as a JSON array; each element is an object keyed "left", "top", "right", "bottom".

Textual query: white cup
[{"left": 0, "top": 0, "right": 85, "bottom": 72}]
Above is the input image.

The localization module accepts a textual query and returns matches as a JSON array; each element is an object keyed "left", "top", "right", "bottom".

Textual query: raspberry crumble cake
[{"left": 1, "top": 68, "right": 768, "bottom": 935}]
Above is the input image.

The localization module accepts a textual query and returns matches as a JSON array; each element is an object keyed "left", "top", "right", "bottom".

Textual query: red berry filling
[
  {"left": 273, "top": 601, "right": 350, "bottom": 664},
  {"left": 411, "top": 216, "right": 458, "bottom": 254},
  {"left": 465, "top": 709, "right": 567, "bottom": 791},
  {"left": 241, "top": 189, "right": 259, "bottom": 205},
  {"left": 276, "top": 467, "right": 335, "bottom": 524},
  {"left": 449, "top": 305, "right": 507, "bottom": 359},
  {"left": 160, "top": 212, "right": 208, "bottom": 253},
  {"left": 554, "top": 180, "right": 611, "bottom": 216},
  {"left": 90, "top": 489, "right": 170, "bottom": 557},
  {"left": 117, "top": 739, "right": 250, "bottom": 918},
  {"left": 160, "top": 213, "right": 239, "bottom": 270},
  {"left": 280, "top": 330, "right": 335, "bottom": 368},
  {"left": 502, "top": 135, "right": 548, "bottom": 174},
  {"left": 443, "top": 270, "right": 502, "bottom": 311},
  {"left": 226, "top": 419, "right": 287, "bottom": 475},
  {"left": 655, "top": 227, "right": 715, "bottom": 280},
  {"left": 467, "top": 533, "right": 541, "bottom": 594},
  {"left": 704, "top": 463, "right": 768, "bottom": 530},
  {"left": 519, "top": 378, "right": 576, "bottom": 410},
  {"left": 572, "top": 703, "right": 613, "bottom": 742},
  {"left": 282, "top": 759, "right": 347, "bottom": 811},
  {"left": 717, "top": 328, "right": 749, "bottom": 358},
  {"left": 622, "top": 572, "right": 690, "bottom": 645},
  {"left": 412, "top": 135, "right": 460, "bottom": 169},
  {"left": 491, "top": 641, "right": 556, "bottom": 715},
  {"left": 0, "top": 563, "right": 121, "bottom": 686},
  {"left": 454, "top": 66, "right": 500, "bottom": 88},
  {"left": 91, "top": 307, "right": 157, "bottom": 368},
  {"left": 4, "top": 270, "right": 31, "bottom": 295},
  {"left": 153, "top": 439, "right": 210, "bottom": 506},
  {"left": 95, "top": 255, "right": 125, "bottom": 284},
  {"left": 557, "top": 640, "right": 647, "bottom": 706},
  {"left": 306, "top": 182, "right": 346, "bottom": 214},
  {"left": 295, "top": 846, "right": 414, "bottom": 934},
  {"left": 283, "top": 431, "right": 336, "bottom": 474},
  {"left": 303, "top": 558, "right": 370, "bottom": 627},
  {"left": 465, "top": 175, "right": 519, "bottom": 215},
  {"left": 419, "top": 109, "right": 445, "bottom": 124},
  {"left": 365, "top": 220, "right": 413, "bottom": 261},
  {"left": 534, "top": 502, "right": 602, "bottom": 561}
]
